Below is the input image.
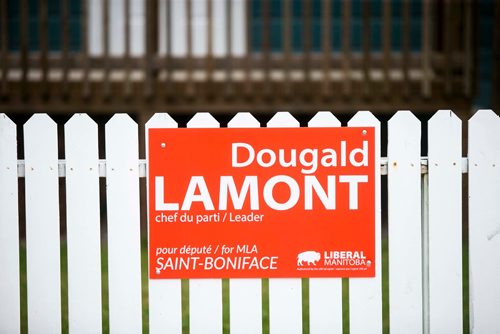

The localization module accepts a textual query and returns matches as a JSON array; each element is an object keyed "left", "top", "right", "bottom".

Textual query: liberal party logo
[{"left": 297, "top": 251, "right": 321, "bottom": 266}]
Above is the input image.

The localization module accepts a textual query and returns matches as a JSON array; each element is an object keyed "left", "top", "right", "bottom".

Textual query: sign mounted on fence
[{"left": 148, "top": 127, "right": 376, "bottom": 279}]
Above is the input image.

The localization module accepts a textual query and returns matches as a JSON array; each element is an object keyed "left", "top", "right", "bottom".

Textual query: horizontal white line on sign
[{"left": 15, "top": 157, "right": 468, "bottom": 178}]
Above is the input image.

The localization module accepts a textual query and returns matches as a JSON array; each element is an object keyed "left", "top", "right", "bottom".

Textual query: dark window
[
  {"left": 249, "top": 0, "right": 422, "bottom": 53},
  {"left": 6, "top": 0, "right": 81, "bottom": 52}
]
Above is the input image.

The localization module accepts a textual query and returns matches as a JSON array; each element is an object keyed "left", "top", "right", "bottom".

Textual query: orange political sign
[{"left": 148, "top": 127, "right": 376, "bottom": 279}]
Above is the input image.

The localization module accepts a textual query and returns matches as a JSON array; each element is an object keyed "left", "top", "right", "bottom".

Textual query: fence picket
[
  {"left": 65, "top": 114, "right": 102, "bottom": 333},
  {"left": 0, "top": 114, "right": 20, "bottom": 333},
  {"left": 187, "top": 112, "right": 223, "bottom": 334},
  {"left": 468, "top": 109, "right": 500, "bottom": 333},
  {"left": 227, "top": 112, "right": 262, "bottom": 334},
  {"left": 348, "top": 111, "right": 382, "bottom": 334},
  {"left": 146, "top": 113, "right": 182, "bottom": 334},
  {"left": 267, "top": 112, "right": 302, "bottom": 334},
  {"left": 24, "top": 114, "right": 61, "bottom": 333},
  {"left": 428, "top": 110, "right": 462, "bottom": 333},
  {"left": 307, "top": 111, "right": 343, "bottom": 334},
  {"left": 105, "top": 114, "right": 142, "bottom": 333},
  {"left": 387, "top": 111, "right": 422, "bottom": 333}
]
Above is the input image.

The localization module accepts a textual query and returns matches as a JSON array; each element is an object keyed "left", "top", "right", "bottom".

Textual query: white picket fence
[{"left": 0, "top": 109, "right": 499, "bottom": 333}]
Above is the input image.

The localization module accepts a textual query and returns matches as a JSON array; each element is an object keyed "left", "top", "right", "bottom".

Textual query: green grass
[{"left": 17, "top": 237, "right": 468, "bottom": 333}]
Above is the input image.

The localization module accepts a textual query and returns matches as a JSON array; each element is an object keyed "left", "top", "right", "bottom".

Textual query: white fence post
[
  {"left": 308, "top": 111, "right": 343, "bottom": 334},
  {"left": 24, "top": 114, "right": 61, "bottom": 333},
  {"left": 105, "top": 114, "right": 143, "bottom": 333},
  {"left": 267, "top": 112, "right": 303, "bottom": 334},
  {"left": 388, "top": 110, "right": 423, "bottom": 333},
  {"left": 428, "top": 110, "right": 463, "bottom": 333},
  {"left": 227, "top": 112, "right": 263, "bottom": 334},
  {"left": 348, "top": 111, "right": 382, "bottom": 334},
  {"left": 65, "top": 114, "right": 103, "bottom": 333},
  {"left": 187, "top": 112, "right": 223, "bottom": 334},
  {"left": 468, "top": 109, "right": 500, "bottom": 333},
  {"left": 0, "top": 114, "right": 20, "bottom": 333},
  {"left": 146, "top": 113, "right": 182, "bottom": 334}
]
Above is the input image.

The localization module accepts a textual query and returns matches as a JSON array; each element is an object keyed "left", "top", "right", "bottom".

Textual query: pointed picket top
[
  {"left": 65, "top": 113, "right": 97, "bottom": 131},
  {"left": 228, "top": 112, "right": 260, "bottom": 128},
  {"left": 65, "top": 114, "right": 98, "bottom": 166},
  {"left": 105, "top": 114, "right": 138, "bottom": 157},
  {"left": 267, "top": 111, "right": 300, "bottom": 127},
  {"left": 388, "top": 110, "right": 421, "bottom": 166},
  {"left": 0, "top": 113, "right": 16, "bottom": 133},
  {"left": 308, "top": 111, "right": 341, "bottom": 127},
  {"left": 428, "top": 109, "right": 462, "bottom": 157},
  {"left": 24, "top": 113, "right": 57, "bottom": 144},
  {"left": 0, "top": 113, "right": 16, "bottom": 169},
  {"left": 65, "top": 114, "right": 97, "bottom": 149},
  {"left": 428, "top": 110, "right": 461, "bottom": 163},
  {"left": 23, "top": 114, "right": 58, "bottom": 169},
  {"left": 24, "top": 113, "right": 56, "bottom": 128},
  {"left": 428, "top": 108, "right": 462, "bottom": 161},
  {"left": 24, "top": 114, "right": 58, "bottom": 172},
  {"left": 106, "top": 113, "right": 138, "bottom": 130},
  {"left": 187, "top": 112, "right": 219, "bottom": 128},
  {"left": 389, "top": 110, "right": 420, "bottom": 124},
  {"left": 469, "top": 109, "right": 500, "bottom": 164},
  {"left": 429, "top": 109, "right": 461, "bottom": 124},
  {"left": 146, "top": 113, "right": 178, "bottom": 129},
  {"left": 469, "top": 108, "right": 499, "bottom": 123},
  {"left": 348, "top": 110, "right": 380, "bottom": 127}
]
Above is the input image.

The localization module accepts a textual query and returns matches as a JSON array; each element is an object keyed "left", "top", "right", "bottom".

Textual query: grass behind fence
[{"left": 17, "top": 238, "right": 468, "bottom": 333}]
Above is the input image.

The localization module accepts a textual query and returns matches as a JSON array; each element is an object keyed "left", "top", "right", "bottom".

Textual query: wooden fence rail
[{"left": 1, "top": 109, "right": 500, "bottom": 333}]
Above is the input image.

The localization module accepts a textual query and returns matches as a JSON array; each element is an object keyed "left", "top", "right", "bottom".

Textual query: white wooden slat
[
  {"left": 428, "top": 110, "right": 463, "bottom": 333},
  {"left": 387, "top": 111, "right": 422, "bottom": 333},
  {"left": 0, "top": 114, "right": 20, "bottom": 333},
  {"left": 227, "top": 112, "right": 262, "bottom": 334},
  {"left": 267, "top": 112, "right": 302, "bottom": 334},
  {"left": 24, "top": 114, "right": 61, "bottom": 333},
  {"left": 348, "top": 111, "right": 382, "bottom": 334},
  {"left": 187, "top": 112, "right": 223, "bottom": 334},
  {"left": 468, "top": 109, "right": 500, "bottom": 333},
  {"left": 105, "top": 114, "right": 143, "bottom": 333},
  {"left": 146, "top": 113, "right": 183, "bottom": 334},
  {"left": 307, "top": 111, "right": 343, "bottom": 334},
  {"left": 65, "top": 114, "right": 102, "bottom": 333}
]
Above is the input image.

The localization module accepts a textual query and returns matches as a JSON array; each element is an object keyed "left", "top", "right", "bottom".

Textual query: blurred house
[{"left": 0, "top": 0, "right": 498, "bottom": 122}]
